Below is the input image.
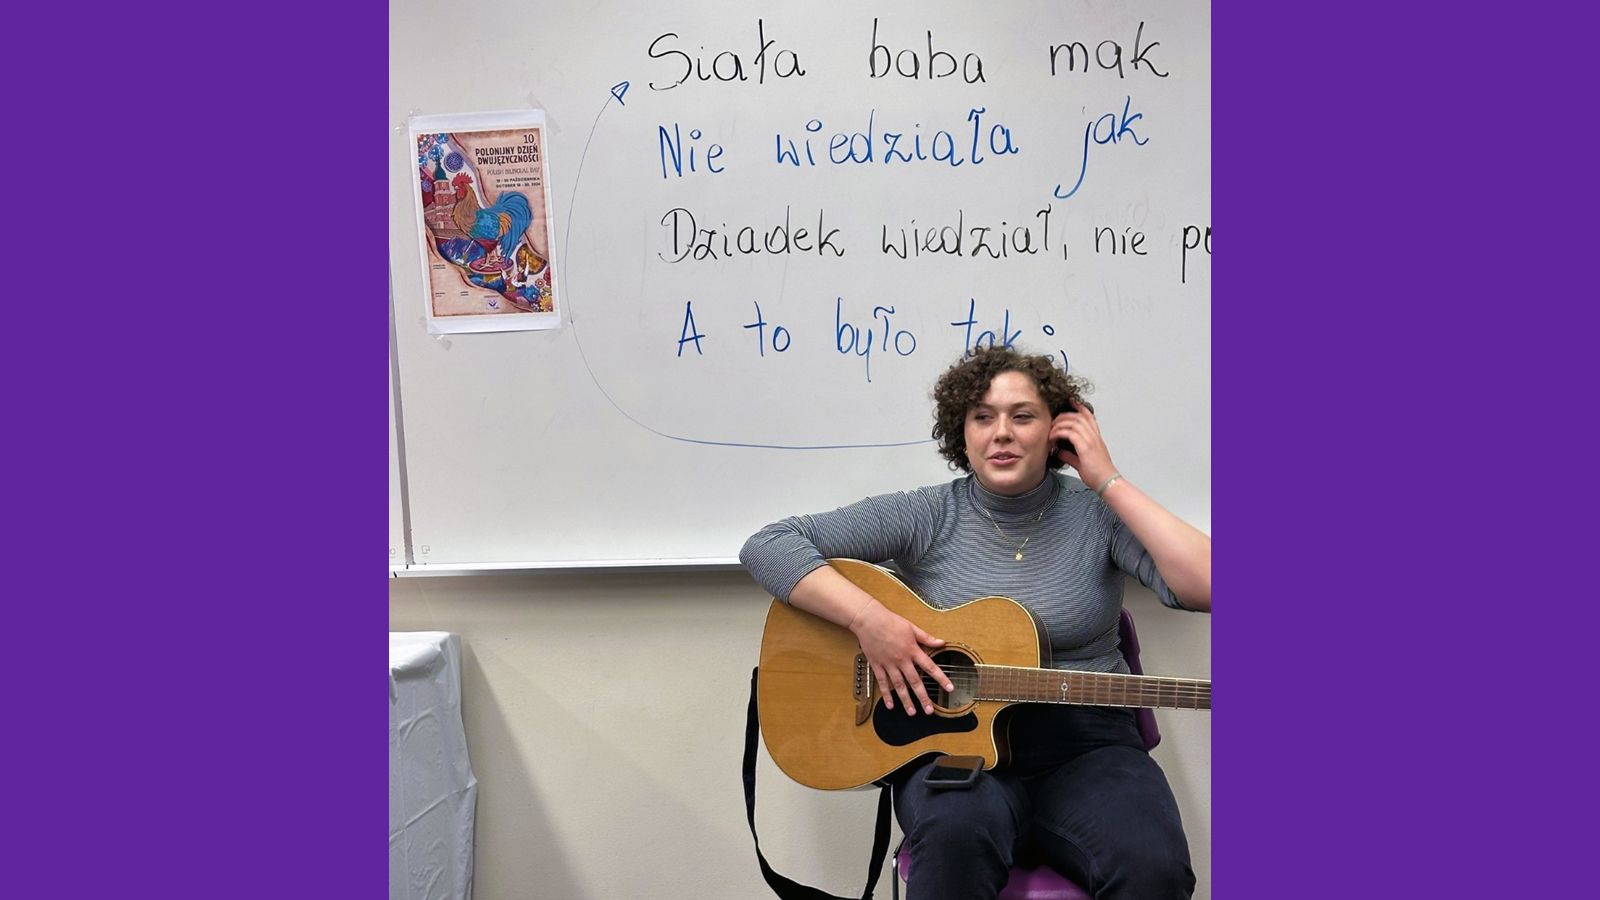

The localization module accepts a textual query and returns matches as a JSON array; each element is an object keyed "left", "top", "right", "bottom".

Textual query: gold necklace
[{"left": 976, "top": 503, "right": 1048, "bottom": 561}]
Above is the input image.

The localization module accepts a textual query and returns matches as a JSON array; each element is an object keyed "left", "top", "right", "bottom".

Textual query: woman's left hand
[{"left": 1052, "top": 407, "right": 1116, "bottom": 488}]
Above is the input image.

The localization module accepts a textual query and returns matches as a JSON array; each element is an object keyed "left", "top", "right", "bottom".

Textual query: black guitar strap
[{"left": 743, "top": 667, "right": 894, "bottom": 900}]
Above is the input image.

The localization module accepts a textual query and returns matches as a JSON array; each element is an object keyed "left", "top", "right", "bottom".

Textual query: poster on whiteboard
[{"left": 408, "top": 110, "right": 560, "bottom": 334}]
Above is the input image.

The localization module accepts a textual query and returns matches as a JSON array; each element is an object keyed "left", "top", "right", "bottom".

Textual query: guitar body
[{"left": 757, "top": 558, "right": 1049, "bottom": 791}]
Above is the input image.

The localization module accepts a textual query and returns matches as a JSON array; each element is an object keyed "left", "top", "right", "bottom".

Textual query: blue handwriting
[
  {"left": 1055, "top": 95, "right": 1149, "bottom": 200},
  {"left": 776, "top": 107, "right": 1017, "bottom": 168}
]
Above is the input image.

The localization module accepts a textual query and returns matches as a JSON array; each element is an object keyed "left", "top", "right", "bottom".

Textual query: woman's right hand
[{"left": 849, "top": 602, "right": 953, "bottom": 716}]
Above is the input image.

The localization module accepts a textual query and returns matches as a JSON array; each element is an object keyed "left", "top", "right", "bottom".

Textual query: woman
[{"left": 740, "top": 345, "right": 1210, "bottom": 900}]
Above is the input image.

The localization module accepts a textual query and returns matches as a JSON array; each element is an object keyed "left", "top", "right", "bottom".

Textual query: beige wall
[{"left": 389, "top": 569, "right": 1211, "bottom": 899}]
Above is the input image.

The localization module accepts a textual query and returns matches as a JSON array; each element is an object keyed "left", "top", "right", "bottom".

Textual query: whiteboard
[{"left": 389, "top": 0, "right": 1210, "bottom": 567}]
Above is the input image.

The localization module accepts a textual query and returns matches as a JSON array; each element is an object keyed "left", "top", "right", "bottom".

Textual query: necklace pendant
[{"left": 1014, "top": 551, "right": 1024, "bottom": 561}]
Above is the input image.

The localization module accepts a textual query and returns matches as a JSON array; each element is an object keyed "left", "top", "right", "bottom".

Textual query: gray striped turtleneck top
[{"left": 740, "top": 472, "right": 1191, "bottom": 674}]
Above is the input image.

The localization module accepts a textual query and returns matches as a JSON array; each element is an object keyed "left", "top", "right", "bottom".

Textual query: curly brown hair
[{"left": 931, "top": 346, "right": 1093, "bottom": 472}]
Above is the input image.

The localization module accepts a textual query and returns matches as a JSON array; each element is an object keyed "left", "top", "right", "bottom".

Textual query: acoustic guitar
[{"left": 757, "top": 558, "right": 1210, "bottom": 790}]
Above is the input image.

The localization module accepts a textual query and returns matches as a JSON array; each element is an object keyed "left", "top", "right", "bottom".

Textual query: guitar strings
[
  {"left": 915, "top": 672, "right": 1209, "bottom": 685},
  {"left": 911, "top": 666, "right": 1211, "bottom": 703},
  {"left": 917, "top": 663, "right": 1210, "bottom": 686}
]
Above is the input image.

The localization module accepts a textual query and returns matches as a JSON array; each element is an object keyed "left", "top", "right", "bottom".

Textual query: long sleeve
[
  {"left": 1102, "top": 501, "right": 1189, "bottom": 611},
  {"left": 739, "top": 486, "right": 948, "bottom": 601}
]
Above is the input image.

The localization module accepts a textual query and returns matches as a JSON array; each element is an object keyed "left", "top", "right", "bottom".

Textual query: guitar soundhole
[{"left": 924, "top": 648, "right": 978, "bottom": 710}]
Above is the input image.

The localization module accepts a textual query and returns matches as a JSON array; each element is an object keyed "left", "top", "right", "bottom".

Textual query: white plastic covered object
[{"left": 390, "top": 632, "right": 477, "bottom": 900}]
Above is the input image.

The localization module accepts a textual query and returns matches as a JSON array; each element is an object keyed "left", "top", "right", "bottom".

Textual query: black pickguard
[{"left": 871, "top": 702, "right": 979, "bottom": 746}]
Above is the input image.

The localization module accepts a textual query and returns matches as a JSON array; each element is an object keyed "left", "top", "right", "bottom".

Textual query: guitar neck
[{"left": 973, "top": 664, "right": 1210, "bottom": 710}]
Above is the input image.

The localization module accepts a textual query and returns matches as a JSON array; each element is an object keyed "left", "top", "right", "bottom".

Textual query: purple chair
[{"left": 891, "top": 609, "right": 1160, "bottom": 900}]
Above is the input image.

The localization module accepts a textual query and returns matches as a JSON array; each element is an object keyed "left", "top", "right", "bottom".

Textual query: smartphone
[
  {"left": 923, "top": 755, "right": 985, "bottom": 790},
  {"left": 1054, "top": 399, "right": 1092, "bottom": 457}
]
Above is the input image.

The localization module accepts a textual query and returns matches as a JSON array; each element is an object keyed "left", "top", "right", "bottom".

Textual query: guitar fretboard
[{"left": 973, "top": 664, "right": 1210, "bottom": 709}]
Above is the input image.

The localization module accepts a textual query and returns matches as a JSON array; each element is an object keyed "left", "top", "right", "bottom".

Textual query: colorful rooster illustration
[{"left": 469, "top": 192, "right": 533, "bottom": 270}]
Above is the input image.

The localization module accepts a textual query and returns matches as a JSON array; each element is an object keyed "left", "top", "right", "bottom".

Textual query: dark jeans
[{"left": 891, "top": 704, "right": 1195, "bottom": 900}]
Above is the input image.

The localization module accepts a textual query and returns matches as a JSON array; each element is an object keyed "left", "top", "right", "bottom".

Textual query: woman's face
[{"left": 963, "top": 370, "right": 1052, "bottom": 496}]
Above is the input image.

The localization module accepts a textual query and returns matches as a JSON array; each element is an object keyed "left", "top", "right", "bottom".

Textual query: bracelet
[{"left": 1095, "top": 473, "right": 1124, "bottom": 496}]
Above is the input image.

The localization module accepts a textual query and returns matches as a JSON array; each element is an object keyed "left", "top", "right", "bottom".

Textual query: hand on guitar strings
[{"left": 850, "top": 602, "right": 954, "bottom": 716}]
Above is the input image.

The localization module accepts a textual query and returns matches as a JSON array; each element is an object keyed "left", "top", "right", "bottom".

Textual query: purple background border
[
  {"left": 11, "top": 2, "right": 1594, "bottom": 896},
  {"left": 1216, "top": 3, "right": 1594, "bottom": 897},
  {"left": 9, "top": 3, "right": 385, "bottom": 896}
]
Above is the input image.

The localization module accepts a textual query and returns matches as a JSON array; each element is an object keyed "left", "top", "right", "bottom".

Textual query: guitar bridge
[{"left": 853, "top": 653, "right": 873, "bottom": 725}]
